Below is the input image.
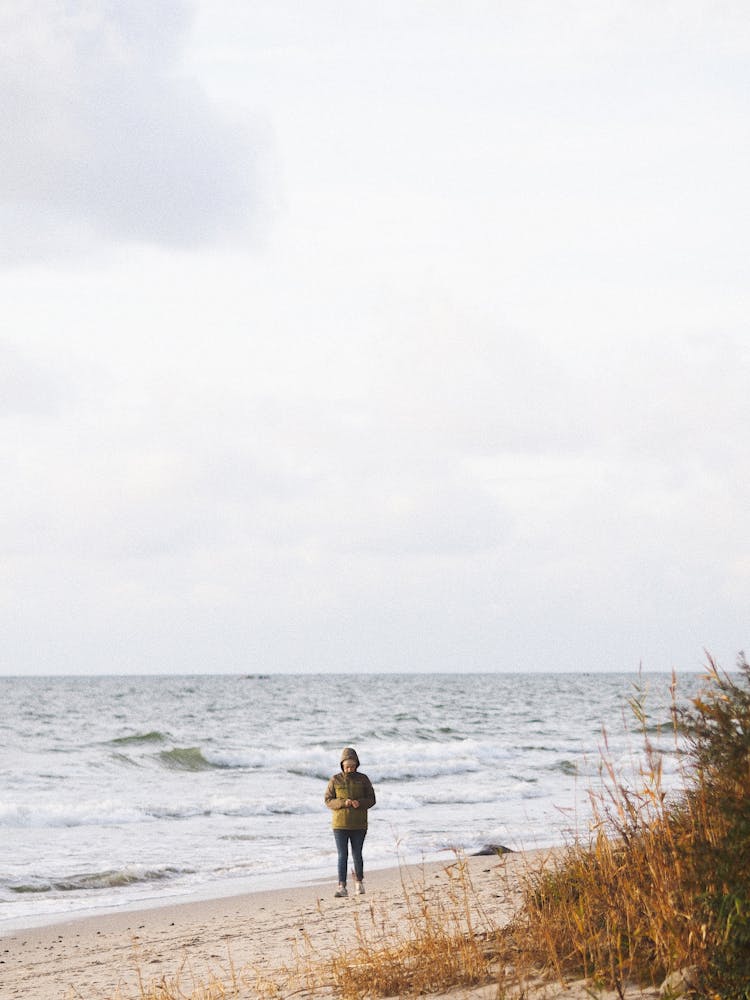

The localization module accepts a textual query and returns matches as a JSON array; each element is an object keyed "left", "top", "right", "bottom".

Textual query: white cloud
[{"left": 0, "top": 0, "right": 270, "bottom": 261}]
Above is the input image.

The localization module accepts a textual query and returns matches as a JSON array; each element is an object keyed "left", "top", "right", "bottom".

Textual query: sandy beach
[{"left": 1, "top": 850, "right": 663, "bottom": 1000}]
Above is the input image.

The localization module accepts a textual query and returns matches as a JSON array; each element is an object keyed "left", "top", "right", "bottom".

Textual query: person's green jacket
[{"left": 324, "top": 764, "right": 376, "bottom": 831}]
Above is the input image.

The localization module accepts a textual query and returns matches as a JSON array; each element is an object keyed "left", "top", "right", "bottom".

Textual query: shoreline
[
  {"left": 0, "top": 845, "right": 496, "bottom": 937},
  {"left": 0, "top": 866, "right": 335, "bottom": 938}
]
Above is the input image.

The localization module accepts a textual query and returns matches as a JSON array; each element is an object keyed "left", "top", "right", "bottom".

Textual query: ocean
[{"left": 0, "top": 671, "right": 705, "bottom": 933}]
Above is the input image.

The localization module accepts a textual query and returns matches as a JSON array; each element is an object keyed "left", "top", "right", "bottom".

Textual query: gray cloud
[{"left": 0, "top": 0, "right": 269, "bottom": 259}]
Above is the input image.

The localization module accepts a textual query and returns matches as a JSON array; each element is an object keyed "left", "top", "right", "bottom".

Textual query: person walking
[{"left": 324, "top": 747, "right": 376, "bottom": 897}]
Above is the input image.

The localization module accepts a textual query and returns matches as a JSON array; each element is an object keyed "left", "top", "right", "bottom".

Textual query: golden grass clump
[{"left": 322, "top": 856, "right": 500, "bottom": 999}]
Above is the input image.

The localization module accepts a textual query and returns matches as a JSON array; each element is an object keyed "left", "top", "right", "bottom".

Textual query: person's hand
[{"left": 345, "top": 799, "right": 360, "bottom": 808}]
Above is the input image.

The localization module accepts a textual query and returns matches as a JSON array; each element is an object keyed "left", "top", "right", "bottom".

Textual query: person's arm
[
  {"left": 359, "top": 775, "right": 376, "bottom": 810},
  {"left": 324, "top": 777, "right": 346, "bottom": 809}
]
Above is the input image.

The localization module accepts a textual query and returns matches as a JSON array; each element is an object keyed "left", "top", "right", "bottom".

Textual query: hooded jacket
[{"left": 324, "top": 747, "right": 376, "bottom": 831}]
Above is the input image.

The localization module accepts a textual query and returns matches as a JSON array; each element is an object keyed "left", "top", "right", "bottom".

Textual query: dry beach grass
[{"left": 4, "top": 655, "right": 748, "bottom": 999}]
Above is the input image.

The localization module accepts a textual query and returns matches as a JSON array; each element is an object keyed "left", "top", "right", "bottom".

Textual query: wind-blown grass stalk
[{"left": 322, "top": 856, "right": 499, "bottom": 999}]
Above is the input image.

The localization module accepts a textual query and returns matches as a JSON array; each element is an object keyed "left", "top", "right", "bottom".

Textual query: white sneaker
[
  {"left": 334, "top": 884, "right": 348, "bottom": 897},
  {"left": 355, "top": 881, "right": 365, "bottom": 895}
]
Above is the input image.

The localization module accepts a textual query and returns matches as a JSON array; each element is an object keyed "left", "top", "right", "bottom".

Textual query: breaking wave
[{"left": 156, "top": 747, "right": 228, "bottom": 771}]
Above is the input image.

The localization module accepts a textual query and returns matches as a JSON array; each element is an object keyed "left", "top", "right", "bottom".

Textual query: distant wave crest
[
  {"left": 6, "top": 865, "right": 189, "bottom": 894},
  {"left": 111, "top": 731, "right": 169, "bottom": 745}
]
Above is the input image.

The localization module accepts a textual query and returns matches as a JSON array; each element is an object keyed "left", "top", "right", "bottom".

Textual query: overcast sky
[{"left": 2, "top": 1, "right": 748, "bottom": 676}]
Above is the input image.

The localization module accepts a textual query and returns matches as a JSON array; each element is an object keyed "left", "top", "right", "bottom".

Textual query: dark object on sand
[{"left": 473, "top": 844, "right": 513, "bottom": 856}]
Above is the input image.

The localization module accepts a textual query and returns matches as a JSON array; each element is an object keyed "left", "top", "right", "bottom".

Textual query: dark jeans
[{"left": 333, "top": 828, "right": 366, "bottom": 884}]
